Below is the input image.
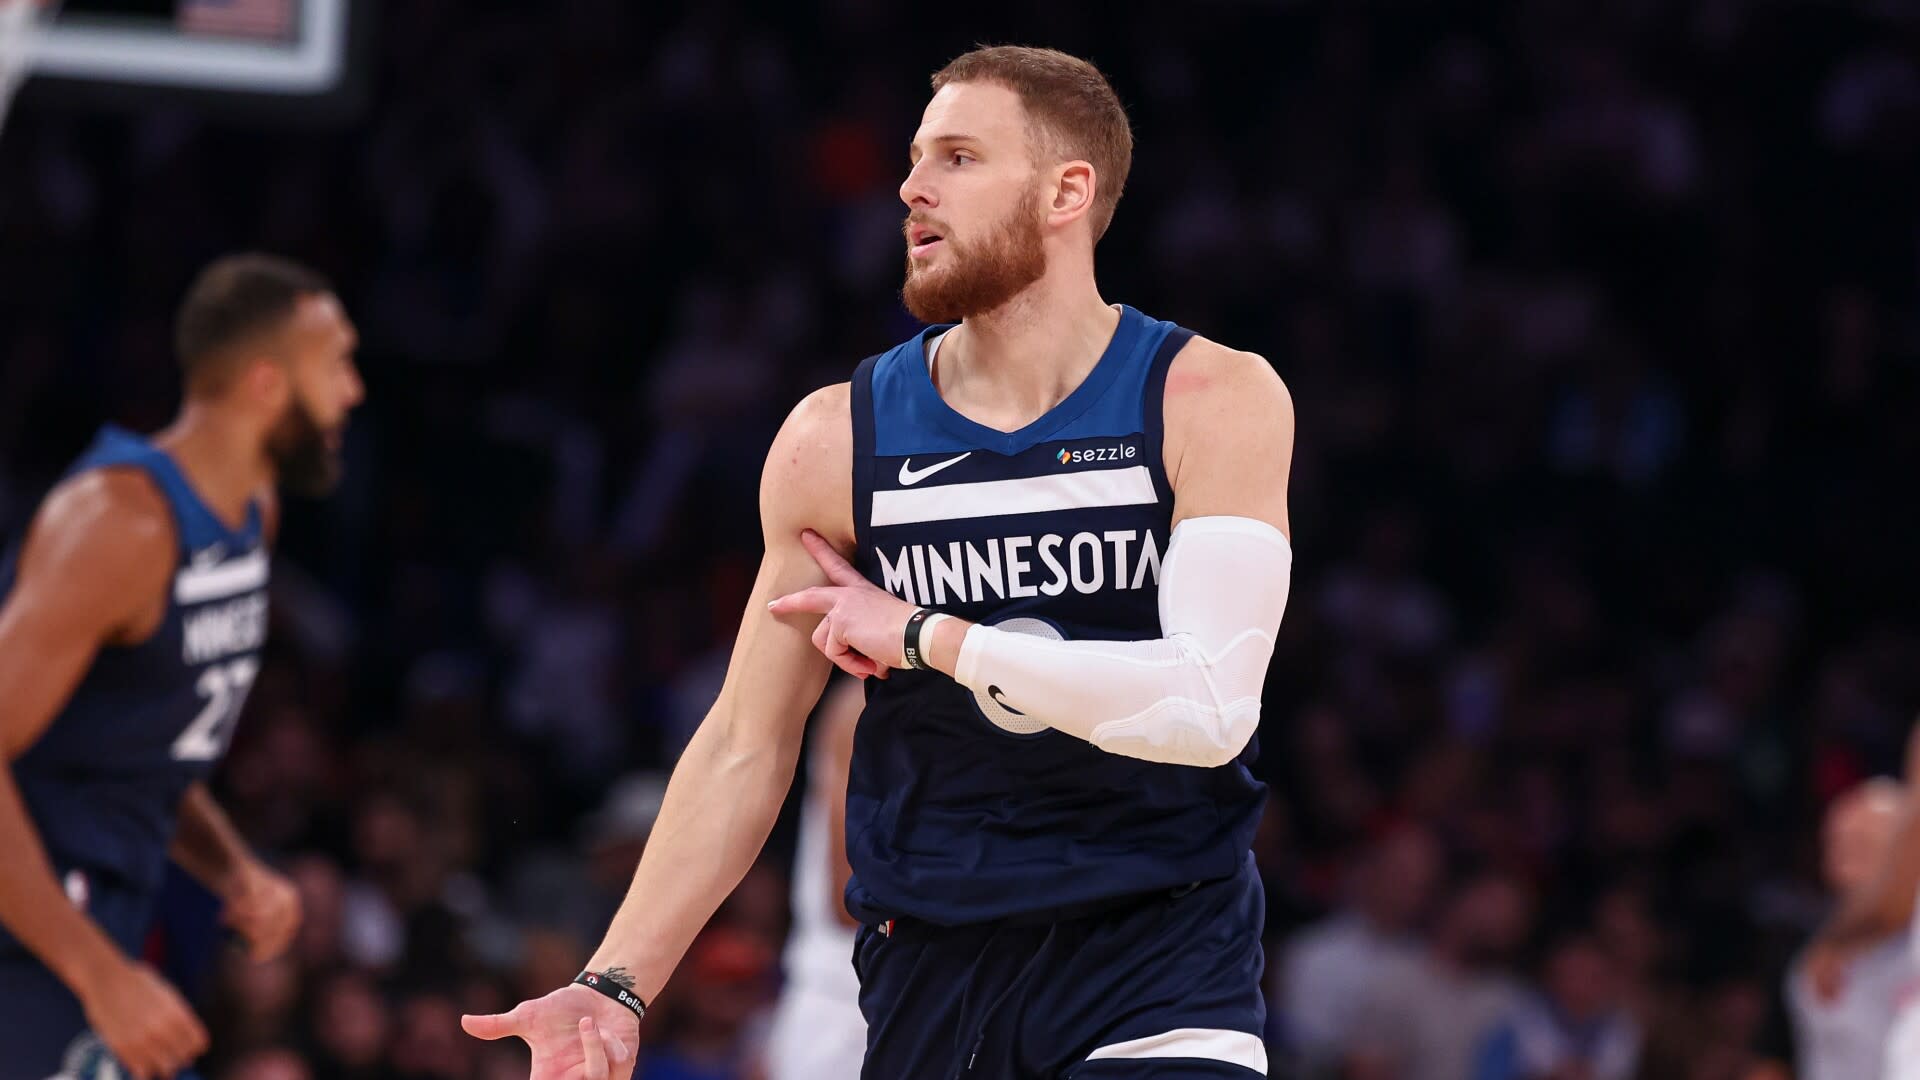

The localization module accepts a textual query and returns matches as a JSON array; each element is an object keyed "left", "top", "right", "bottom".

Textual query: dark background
[{"left": 2, "top": 1, "right": 1918, "bottom": 1078}]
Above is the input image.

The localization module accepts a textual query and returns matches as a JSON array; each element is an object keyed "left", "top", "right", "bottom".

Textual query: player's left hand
[
  {"left": 769, "top": 530, "right": 915, "bottom": 678},
  {"left": 222, "top": 859, "right": 302, "bottom": 962}
]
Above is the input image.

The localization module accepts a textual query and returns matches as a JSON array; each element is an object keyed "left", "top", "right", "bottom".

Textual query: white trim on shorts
[{"left": 1084, "top": 1027, "right": 1268, "bottom": 1074}]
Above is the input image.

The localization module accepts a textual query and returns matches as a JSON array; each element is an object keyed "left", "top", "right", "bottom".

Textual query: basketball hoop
[
  {"left": 0, "top": 0, "right": 58, "bottom": 139},
  {"left": 0, "top": 0, "right": 356, "bottom": 134}
]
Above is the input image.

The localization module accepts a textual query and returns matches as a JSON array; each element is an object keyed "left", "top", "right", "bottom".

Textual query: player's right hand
[
  {"left": 77, "top": 960, "right": 209, "bottom": 1080},
  {"left": 462, "top": 983, "right": 639, "bottom": 1080}
]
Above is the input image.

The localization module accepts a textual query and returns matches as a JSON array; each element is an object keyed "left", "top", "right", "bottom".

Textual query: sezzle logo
[{"left": 1057, "top": 444, "right": 1137, "bottom": 465}]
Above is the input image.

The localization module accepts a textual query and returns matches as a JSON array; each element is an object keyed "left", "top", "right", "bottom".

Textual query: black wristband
[
  {"left": 574, "top": 970, "right": 648, "bottom": 1022},
  {"left": 903, "top": 608, "right": 934, "bottom": 670}
]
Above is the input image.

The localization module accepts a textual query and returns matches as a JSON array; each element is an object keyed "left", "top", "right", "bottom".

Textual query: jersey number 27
[{"left": 172, "top": 657, "right": 260, "bottom": 762}]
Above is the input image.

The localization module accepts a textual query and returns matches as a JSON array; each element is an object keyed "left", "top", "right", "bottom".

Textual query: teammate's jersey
[
  {"left": 844, "top": 304, "right": 1267, "bottom": 926},
  {"left": 0, "top": 426, "right": 268, "bottom": 956}
]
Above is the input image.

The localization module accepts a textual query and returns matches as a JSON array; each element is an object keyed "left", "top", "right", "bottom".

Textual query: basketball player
[
  {"left": 760, "top": 677, "right": 867, "bottom": 1080},
  {"left": 1808, "top": 722, "right": 1920, "bottom": 1080},
  {"left": 0, "top": 254, "right": 363, "bottom": 1080},
  {"left": 1785, "top": 779, "right": 1907, "bottom": 1080},
  {"left": 465, "top": 46, "right": 1294, "bottom": 1078}
]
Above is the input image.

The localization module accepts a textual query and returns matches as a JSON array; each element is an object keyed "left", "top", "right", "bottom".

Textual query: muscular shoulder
[
  {"left": 32, "top": 468, "right": 175, "bottom": 565},
  {"left": 1162, "top": 336, "right": 1294, "bottom": 477},
  {"left": 1164, "top": 336, "right": 1293, "bottom": 431},
  {"left": 1161, "top": 336, "right": 1295, "bottom": 531},
  {"left": 15, "top": 468, "right": 176, "bottom": 636},
  {"left": 761, "top": 382, "right": 855, "bottom": 548}
]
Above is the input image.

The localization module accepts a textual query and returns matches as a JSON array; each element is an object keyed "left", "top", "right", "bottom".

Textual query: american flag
[{"left": 178, "top": 0, "right": 295, "bottom": 41}]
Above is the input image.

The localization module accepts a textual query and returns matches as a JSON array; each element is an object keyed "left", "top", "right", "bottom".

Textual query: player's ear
[
  {"left": 243, "top": 354, "right": 291, "bottom": 411},
  {"left": 1046, "top": 160, "right": 1096, "bottom": 230}
]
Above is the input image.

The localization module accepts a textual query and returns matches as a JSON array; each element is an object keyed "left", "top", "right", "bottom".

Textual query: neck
[
  {"left": 152, "top": 399, "right": 270, "bottom": 528},
  {"left": 936, "top": 259, "right": 1117, "bottom": 429}
]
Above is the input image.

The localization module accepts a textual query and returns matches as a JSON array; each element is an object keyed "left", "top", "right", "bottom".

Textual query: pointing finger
[
  {"left": 769, "top": 587, "right": 838, "bottom": 616},
  {"left": 799, "top": 530, "right": 866, "bottom": 587}
]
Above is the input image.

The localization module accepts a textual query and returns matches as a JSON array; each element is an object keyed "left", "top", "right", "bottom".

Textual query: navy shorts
[
  {"left": 0, "top": 873, "right": 203, "bottom": 1080},
  {"left": 0, "top": 956, "right": 104, "bottom": 1080},
  {"left": 0, "top": 959, "right": 207, "bottom": 1080},
  {"left": 854, "top": 853, "right": 1268, "bottom": 1079}
]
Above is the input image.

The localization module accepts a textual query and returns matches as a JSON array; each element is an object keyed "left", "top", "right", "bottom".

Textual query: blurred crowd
[{"left": 3, "top": 1, "right": 1920, "bottom": 1077}]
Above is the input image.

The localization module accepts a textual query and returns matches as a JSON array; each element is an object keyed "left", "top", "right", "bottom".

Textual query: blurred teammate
[
  {"left": 468, "top": 45, "right": 1293, "bottom": 1079},
  {"left": 1786, "top": 779, "right": 1907, "bottom": 1080},
  {"left": 0, "top": 254, "right": 364, "bottom": 1080},
  {"left": 760, "top": 678, "right": 866, "bottom": 1080}
]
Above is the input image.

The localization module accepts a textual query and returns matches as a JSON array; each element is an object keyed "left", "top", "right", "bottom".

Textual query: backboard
[{"left": 11, "top": 0, "right": 362, "bottom": 122}]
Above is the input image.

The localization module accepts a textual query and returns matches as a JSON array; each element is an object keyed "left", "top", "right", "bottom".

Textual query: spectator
[
  {"left": 1279, "top": 824, "right": 1444, "bottom": 1067},
  {"left": 1349, "top": 872, "right": 1535, "bottom": 1080},
  {"left": 1473, "top": 931, "right": 1642, "bottom": 1080}
]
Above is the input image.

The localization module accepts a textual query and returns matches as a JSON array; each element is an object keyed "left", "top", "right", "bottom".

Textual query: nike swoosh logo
[
  {"left": 987, "top": 685, "right": 1025, "bottom": 716},
  {"left": 898, "top": 452, "right": 972, "bottom": 486}
]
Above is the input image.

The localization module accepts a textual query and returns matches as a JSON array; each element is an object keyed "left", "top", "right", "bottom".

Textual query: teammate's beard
[
  {"left": 902, "top": 186, "right": 1048, "bottom": 323},
  {"left": 266, "top": 389, "right": 342, "bottom": 497}
]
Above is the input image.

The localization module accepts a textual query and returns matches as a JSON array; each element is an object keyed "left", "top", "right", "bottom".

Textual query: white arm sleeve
[{"left": 951, "top": 515, "right": 1292, "bottom": 768}]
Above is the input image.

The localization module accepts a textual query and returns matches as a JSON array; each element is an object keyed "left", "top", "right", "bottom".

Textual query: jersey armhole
[
  {"left": 1142, "top": 327, "right": 1195, "bottom": 508},
  {"left": 849, "top": 352, "right": 882, "bottom": 566}
]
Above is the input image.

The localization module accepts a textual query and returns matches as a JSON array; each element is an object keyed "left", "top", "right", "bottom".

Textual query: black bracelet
[
  {"left": 903, "top": 608, "right": 934, "bottom": 670},
  {"left": 573, "top": 969, "right": 648, "bottom": 1022}
]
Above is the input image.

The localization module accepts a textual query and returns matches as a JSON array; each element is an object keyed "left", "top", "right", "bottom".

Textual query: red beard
[{"left": 902, "top": 193, "right": 1047, "bottom": 323}]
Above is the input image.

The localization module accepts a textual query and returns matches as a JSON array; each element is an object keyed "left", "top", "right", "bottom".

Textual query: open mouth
[{"left": 908, "top": 227, "right": 945, "bottom": 259}]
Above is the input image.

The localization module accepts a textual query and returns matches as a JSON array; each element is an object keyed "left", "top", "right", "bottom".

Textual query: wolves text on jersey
[{"left": 181, "top": 591, "right": 269, "bottom": 665}]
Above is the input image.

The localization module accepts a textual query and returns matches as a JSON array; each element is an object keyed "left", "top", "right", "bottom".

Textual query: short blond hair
[{"left": 932, "top": 45, "right": 1134, "bottom": 242}]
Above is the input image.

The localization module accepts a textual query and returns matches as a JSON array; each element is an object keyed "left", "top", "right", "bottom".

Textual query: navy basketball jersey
[
  {"left": 0, "top": 426, "right": 269, "bottom": 957},
  {"left": 844, "top": 305, "right": 1267, "bottom": 927}
]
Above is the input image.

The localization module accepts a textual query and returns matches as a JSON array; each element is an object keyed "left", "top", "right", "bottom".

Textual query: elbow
[
  {"left": 1176, "top": 742, "right": 1243, "bottom": 770},
  {"left": 1088, "top": 699, "right": 1259, "bottom": 768},
  {"left": 1191, "top": 709, "right": 1258, "bottom": 768}
]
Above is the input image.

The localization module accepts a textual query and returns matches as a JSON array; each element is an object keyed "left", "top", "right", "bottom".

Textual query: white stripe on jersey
[
  {"left": 174, "top": 548, "right": 269, "bottom": 604},
  {"left": 871, "top": 465, "right": 1157, "bottom": 527}
]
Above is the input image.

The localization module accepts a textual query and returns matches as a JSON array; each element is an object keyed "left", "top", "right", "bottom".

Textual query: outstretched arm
[
  {"left": 462, "top": 384, "right": 856, "bottom": 1077},
  {"left": 771, "top": 339, "right": 1295, "bottom": 768}
]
